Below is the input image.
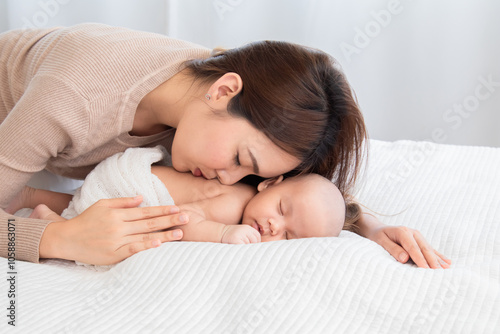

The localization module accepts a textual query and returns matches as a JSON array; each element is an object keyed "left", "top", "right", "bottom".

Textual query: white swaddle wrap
[{"left": 61, "top": 146, "right": 174, "bottom": 268}]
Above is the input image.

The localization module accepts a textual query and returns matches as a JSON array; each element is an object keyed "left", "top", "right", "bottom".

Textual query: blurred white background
[{"left": 1, "top": 0, "right": 499, "bottom": 147}]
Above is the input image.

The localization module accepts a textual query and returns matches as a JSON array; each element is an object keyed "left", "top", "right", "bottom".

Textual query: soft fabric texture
[
  {"left": 62, "top": 146, "right": 174, "bottom": 220},
  {"left": 0, "top": 23, "right": 211, "bottom": 262},
  {"left": 61, "top": 146, "right": 173, "bottom": 270},
  {"left": 1, "top": 139, "right": 498, "bottom": 333}
]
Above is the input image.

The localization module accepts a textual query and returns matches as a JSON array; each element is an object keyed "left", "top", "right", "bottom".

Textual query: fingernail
[
  {"left": 179, "top": 214, "right": 188, "bottom": 223},
  {"left": 173, "top": 230, "right": 182, "bottom": 238},
  {"left": 399, "top": 253, "right": 407, "bottom": 261},
  {"left": 169, "top": 206, "right": 180, "bottom": 214},
  {"left": 134, "top": 195, "right": 143, "bottom": 200},
  {"left": 152, "top": 239, "right": 161, "bottom": 247}
]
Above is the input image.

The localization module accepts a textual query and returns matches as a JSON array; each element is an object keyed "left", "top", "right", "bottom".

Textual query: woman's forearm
[
  {"left": 356, "top": 211, "right": 385, "bottom": 239},
  {"left": 0, "top": 209, "right": 52, "bottom": 263}
]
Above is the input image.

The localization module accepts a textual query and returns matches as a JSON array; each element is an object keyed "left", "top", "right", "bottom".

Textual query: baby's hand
[{"left": 221, "top": 225, "right": 261, "bottom": 244}]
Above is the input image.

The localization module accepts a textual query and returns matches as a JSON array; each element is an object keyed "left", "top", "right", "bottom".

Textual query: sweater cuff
[{"left": 1, "top": 209, "right": 51, "bottom": 264}]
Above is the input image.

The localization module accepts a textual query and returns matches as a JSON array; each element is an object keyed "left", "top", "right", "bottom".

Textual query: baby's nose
[{"left": 269, "top": 219, "right": 281, "bottom": 236}]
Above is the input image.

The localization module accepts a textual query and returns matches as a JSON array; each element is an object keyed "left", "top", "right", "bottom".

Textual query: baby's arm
[
  {"left": 177, "top": 203, "right": 261, "bottom": 244},
  {"left": 150, "top": 165, "right": 260, "bottom": 244}
]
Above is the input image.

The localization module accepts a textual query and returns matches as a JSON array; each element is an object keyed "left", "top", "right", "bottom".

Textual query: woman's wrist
[
  {"left": 357, "top": 212, "right": 385, "bottom": 239},
  {"left": 39, "top": 221, "right": 71, "bottom": 260}
]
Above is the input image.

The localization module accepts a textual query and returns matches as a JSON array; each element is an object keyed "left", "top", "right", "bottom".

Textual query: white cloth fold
[
  {"left": 61, "top": 146, "right": 174, "bottom": 269},
  {"left": 62, "top": 146, "right": 174, "bottom": 219}
]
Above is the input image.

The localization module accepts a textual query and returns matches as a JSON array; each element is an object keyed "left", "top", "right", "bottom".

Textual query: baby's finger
[{"left": 251, "top": 231, "right": 261, "bottom": 243}]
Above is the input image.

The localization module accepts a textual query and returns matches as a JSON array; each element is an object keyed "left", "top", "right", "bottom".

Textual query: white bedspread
[{"left": 1, "top": 140, "right": 499, "bottom": 333}]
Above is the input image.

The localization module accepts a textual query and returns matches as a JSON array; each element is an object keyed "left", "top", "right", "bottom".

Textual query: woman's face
[{"left": 171, "top": 105, "right": 301, "bottom": 185}]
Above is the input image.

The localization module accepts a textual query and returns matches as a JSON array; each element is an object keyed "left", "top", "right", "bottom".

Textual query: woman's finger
[
  {"left": 119, "top": 204, "right": 181, "bottom": 221},
  {"left": 374, "top": 231, "right": 410, "bottom": 263},
  {"left": 413, "top": 232, "right": 442, "bottom": 269},
  {"left": 434, "top": 249, "right": 452, "bottom": 265},
  {"left": 125, "top": 229, "right": 184, "bottom": 245},
  {"left": 392, "top": 229, "right": 429, "bottom": 268},
  {"left": 114, "top": 239, "right": 163, "bottom": 262},
  {"left": 126, "top": 212, "right": 189, "bottom": 234},
  {"left": 438, "top": 257, "right": 450, "bottom": 269},
  {"left": 435, "top": 250, "right": 451, "bottom": 268},
  {"left": 97, "top": 195, "right": 145, "bottom": 209}
]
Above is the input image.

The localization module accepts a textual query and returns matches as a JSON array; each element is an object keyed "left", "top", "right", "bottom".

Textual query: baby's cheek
[{"left": 240, "top": 214, "right": 251, "bottom": 226}]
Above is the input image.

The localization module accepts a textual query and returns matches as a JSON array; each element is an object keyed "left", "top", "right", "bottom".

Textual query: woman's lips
[{"left": 193, "top": 168, "right": 210, "bottom": 179}]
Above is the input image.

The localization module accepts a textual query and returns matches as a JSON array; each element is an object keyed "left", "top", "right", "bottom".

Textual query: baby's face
[{"left": 241, "top": 174, "right": 345, "bottom": 242}]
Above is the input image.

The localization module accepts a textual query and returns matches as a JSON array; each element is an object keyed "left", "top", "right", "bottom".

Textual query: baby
[{"left": 11, "top": 147, "right": 357, "bottom": 245}]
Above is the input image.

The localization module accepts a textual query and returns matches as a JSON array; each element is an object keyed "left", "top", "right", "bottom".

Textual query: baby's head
[{"left": 241, "top": 173, "right": 346, "bottom": 242}]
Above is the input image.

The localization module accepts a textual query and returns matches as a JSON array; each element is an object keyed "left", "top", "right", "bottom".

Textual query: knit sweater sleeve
[{"left": 0, "top": 74, "right": 89, "bottom": 263}]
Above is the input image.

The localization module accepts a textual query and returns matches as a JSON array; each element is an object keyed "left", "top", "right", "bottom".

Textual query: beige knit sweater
[{"left": 0, "top": 23, "right": 211, "bottom": 263}]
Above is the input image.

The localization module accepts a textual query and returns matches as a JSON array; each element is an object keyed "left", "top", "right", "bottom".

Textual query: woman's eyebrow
[{"left": 248, "top": 148, "right": 260, "bottom": 174}]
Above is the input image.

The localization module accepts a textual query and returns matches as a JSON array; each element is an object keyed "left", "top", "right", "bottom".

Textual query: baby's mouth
[{"left": 252, "top": 221, "right": 264, "bottom": 235}]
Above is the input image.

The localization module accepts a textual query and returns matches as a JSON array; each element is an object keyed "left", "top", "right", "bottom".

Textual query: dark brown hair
[
  {"left": 184, "top": 41, "right": 367, "bottom": 195},
  {"left": 342, "top": 196, "right": 363, "bottom": 233}
]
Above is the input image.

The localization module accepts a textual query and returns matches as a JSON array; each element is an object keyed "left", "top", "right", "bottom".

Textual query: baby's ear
[{"left": 257, "top": 175, "right": 284, "bottom": 192}]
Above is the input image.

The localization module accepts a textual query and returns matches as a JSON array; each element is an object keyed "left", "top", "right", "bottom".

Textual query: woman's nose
[
  {"left": 216, "top": 168, "right": 248, "bottom": 185},
  {"left": 215, "top": 169, "right": 231, "bottom": 185}
]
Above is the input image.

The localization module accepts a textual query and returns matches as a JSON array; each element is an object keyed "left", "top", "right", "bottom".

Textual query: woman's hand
[
  {"left": 358, "top": 213, "right": 452, "bottom": 269},
  {"left": 39, "top": 195, "right": 189, "bottom": 265},
  {"left": 367, "top": 225, "right": 452, "bottom": 269}
]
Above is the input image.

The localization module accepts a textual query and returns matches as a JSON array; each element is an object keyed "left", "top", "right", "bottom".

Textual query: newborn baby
[
  {"left": 153, "top": 166, "right": 346, "bottom": 243},
  {"left": 12, "top": 147, "right": 352, "bottom": 245}
]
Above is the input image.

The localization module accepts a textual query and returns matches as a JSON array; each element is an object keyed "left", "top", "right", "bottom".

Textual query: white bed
[{"left": 1, "top": 139, "right": 499, "bottom": 333}]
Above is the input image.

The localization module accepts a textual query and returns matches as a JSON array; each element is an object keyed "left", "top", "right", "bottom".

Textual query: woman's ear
[
  {"left": 257, "top": 175, "right": 284, "bottom": 192},
  {"left": 208, "top": 72, "right": 243, "bottom": 102}
]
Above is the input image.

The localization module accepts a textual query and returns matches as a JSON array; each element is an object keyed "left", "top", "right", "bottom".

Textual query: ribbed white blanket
[{"left": 1, "top": 140, "right": 499, "bottom": 333}]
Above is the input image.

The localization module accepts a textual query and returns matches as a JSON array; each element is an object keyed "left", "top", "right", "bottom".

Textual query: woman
[{"left": 0, "top": 23, "right": 449, "bottom": 268}]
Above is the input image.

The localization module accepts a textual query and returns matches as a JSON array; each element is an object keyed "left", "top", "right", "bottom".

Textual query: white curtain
[
  {"left": 3, "top": 0, "right": 167, "bottom": 34},
  {"left": 168, "top": 0, "right": 500, "bottom": 147},
  {"left": 1, "top": 0, "right": 499, "bottom": 149},
  {"left": 1, "top": 0, "right": 169, "bottom": 192}
]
